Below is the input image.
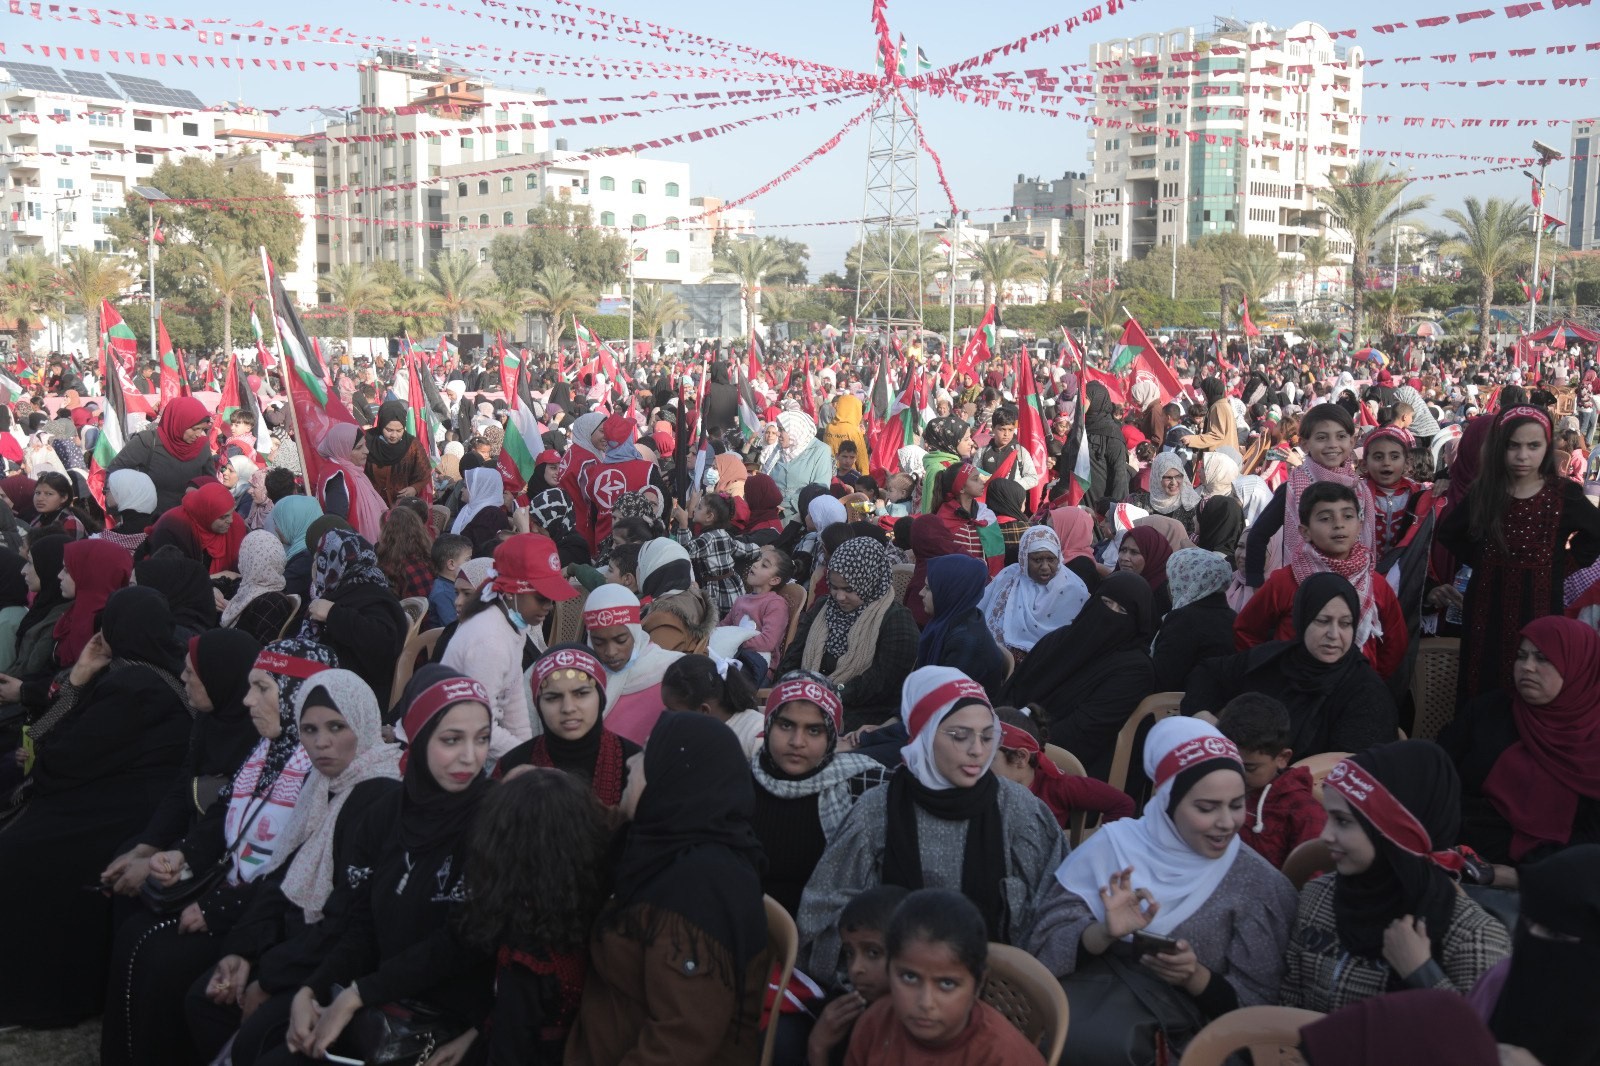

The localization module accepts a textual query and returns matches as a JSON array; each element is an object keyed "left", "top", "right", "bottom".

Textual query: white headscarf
[
  {"left": 450, "top": 467, "right": 505, "bottom": 534},
  {"left": 106, "top": 468, "right": 158, "bottom": 516},
  {"left": 1201, "top": 451, "right": 1240, "bottom": 497},
  {"left": 898, "top": 665, "right": 999, "bottom": 791},
  {"left": 777, "top": 410, "right": 817, "bottom": 463},
  {"left": 1055, "top": 717, "right": 1245, "bottom": 936},
  {"left": 807, "top": 493, "right": 847, "bottom": 534},
  {"left": 979, "top": 526, "right": 1089, "bottom": 652},
  {"left": 1148, "top": 453, "right": 1201, "bottom": 513},
  {"left": 1231, "top": 474, "right": 1274, "bottom": 528},
  {"left": 221, "top": 529, "right": 287, "bottom": 628}
]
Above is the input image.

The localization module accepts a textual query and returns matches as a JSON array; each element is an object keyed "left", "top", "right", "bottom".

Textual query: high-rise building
[
  {"left": 1084, "top": 18, "right": 1362, "bottom": 298},
  {"left": 1569, "top": 121, "right": 1596, "bottom": 252},
  {"left": 215, "top": 128, "right": 321, "bottom": 306},
  {"left": 1013, "top": 171, "right": 1090, "bottom": 225}
]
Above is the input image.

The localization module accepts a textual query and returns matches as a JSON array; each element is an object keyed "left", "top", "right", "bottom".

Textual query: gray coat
[{"left": 106, "top": 427, "right": 216, "bottom": 514}]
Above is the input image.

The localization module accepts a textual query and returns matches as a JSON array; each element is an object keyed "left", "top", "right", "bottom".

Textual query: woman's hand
[
  {"left": 510, "top": 507, "right": 531, "bottom": 535},
  {"left": 0, "top": 673, "right": 22, "bottom": 703},
  {"left": 1382, "top": 915, "right": 1432, "bottom": 979},
  {"left": 1099, "top": 866, "right": 1160, "bottom": 939},
  {"left": 1139, "top": 940, "right": 1207, "bottom": 994},
  {"left": 423, "top": 1028, "right": 478, "bottom": 1066},
  {"left": 69, "top": 633, "right": 113, "bottom": 686},
  {"left": 147, "top": 849, "right": 187, "bottom": 887},
  {"left": 307, "top": 984, "right": 364, "bottom": 1059},
  {"left": 240, "top": 980, "right": 268, "bottom": 1020},
  {"left": 397, "top": 486, "right": 418, "bottom": 499},
  {"left": 178, "top": 902, "right": 209, "bottom": 934},
  {"left": 207, "top": 956, "right": 251, "bottom": 1006},
  {"left": 285, "top": 987, "right": 323, "bottom": 1056},
  {"left": 307, "top": 599, "right": 333, "bottom": 623},
  {"left": 214, "top": 588, "right": 230, "bottom": 614},
  {"left": 101, "top": 844, "right": 159, "bottom": 894},
  {"left": 1427, "top": 585, "right": 1463, "bottom": 613}
]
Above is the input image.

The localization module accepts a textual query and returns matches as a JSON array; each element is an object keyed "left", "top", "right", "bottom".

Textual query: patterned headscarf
[
  {"left": 1166, "top": 548, "right": 1235, "bottom": 612},
  {"left": 247, "top": 639, "right": 340, "bottom": 796},
  {"left": 922, "top": 415, "right": 969, "bottom": 455},
  {"left": 528, "top": 487, "right": 575, "bottom": 539},
  {"left": 821, "top": 536, "right": 891, "bottom": 658},
  {"left": 222, "top": 529, "right": 288, "bottom": 628},
  {"left": 302, "top": 528, "right": 388, "bottom": 637}
]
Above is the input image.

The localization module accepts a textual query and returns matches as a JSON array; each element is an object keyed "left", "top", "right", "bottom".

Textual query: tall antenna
[{"left": 853, "top": 41, "right": 924, "bottom": 340}]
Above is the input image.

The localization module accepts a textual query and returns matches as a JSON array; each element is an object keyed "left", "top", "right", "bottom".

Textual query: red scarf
[
  {"left": 1282, "top": 457, "right": 1376, "bottom": 565},
  {"left": 526, "top": 728, "right": 627, "bottom": 807},
  {"left": 1291, "top": 542, "right": 1381, "bottom": 648},
  {"left": 180, "top": 481, "right": 245, "bottom": 574},
  {"left": 157, "top": 396, "right": 211, "bottom": 464}
]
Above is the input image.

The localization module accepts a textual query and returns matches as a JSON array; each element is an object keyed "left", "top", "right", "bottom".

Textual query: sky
[{"left": 12, "top": 0, "right": 1596, "bottom": 274}]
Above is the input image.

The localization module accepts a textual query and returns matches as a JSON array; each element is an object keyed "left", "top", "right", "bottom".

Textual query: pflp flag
[
  {"left": 738, "top": 334, "right": 764, "bottom": 437},
  {"left": 1531, "top": 178, "right": 1544, "bottom": 210},
  {"left": 156, "top": 317, "right": 188, "bottom": 406},
  {"left": 100, "top": 300, "right": 138, "bottom": 369},
  {"left": 1237, "top": 297, "right": 1261, "bottom": 338},
  {"left": 956, "top": 304, "right": 996, "bottom": 382},
  {"left": 575, "top": 317, "right": 597, "bottom": 362}
]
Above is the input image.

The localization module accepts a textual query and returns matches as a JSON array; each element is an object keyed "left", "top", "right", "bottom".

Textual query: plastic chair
[
  {"left": 1291, "top": 752, "right": 1351, "bottom": 805},
  {"left": 1408, "top": 636, "right": 1461, "bottom": 740},
  {"left": 275, "top": 594, "right": 302, "bottom": 640},
  {"left": 759, "top": 896, "right": 799, "bottom": 1066},
  {"left": 547, "top": 585, "right": 589, "bottom": 647},
  {"left": 1281, "top": 838, "right": 1336, "bottom": 891},
  {"left": 1041, "top": 744, "right": 1092, "bottom": 846},
  {"left": 773, "top": 582, "right": 809, "bottom": 668},
  {"left": 399, "top": 596, "right": 428, "bottom": 638},
  {"left": 1104, "top": 692, "right": 1184, "bottom": 800},
  {"left": 981, "top": 943, "right": 1070, "bottom": 1066},
  {"left": 388, "top": 628, "right": 443, "bottom": 712},
  {"left": 890, "top": 561, "right": 915, "bottom": 605},
  {"left": 1177, "top": 1005, "right": 1323, "bottom": 1066}
]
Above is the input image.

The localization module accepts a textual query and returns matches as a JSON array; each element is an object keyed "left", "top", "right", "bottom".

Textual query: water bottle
[{"left": 1445, "top": 565, "right": 1471, "bottom": 626}]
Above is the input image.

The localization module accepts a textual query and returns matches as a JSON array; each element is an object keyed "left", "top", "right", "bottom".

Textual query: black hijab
[
  {"left": 1331, "top": 741, "right": 1464, "bottom": 966},
  {"left": 137, "top": 510, "right": 205, "bottom": 565},
  {"left": 394, "top": 664, "right": 493, "bottom": 854},
  {"left": 102, "top": 585, "right": 185, "bottom": 675},
  {"left": 188, "top": 628, "right": 264, "bottom": 780},
  {"left": 1244, "top": 574, "right": 1367, "bottom": 752},
  {"left": 1489, "top": 845, "right": 1600, "bottom": 1066},
  {"left": 1196, "top": 495, "right": 1244, "bottom": 556},
  {"left": 365, "top": 399, "right": 415, "bottom": 469},
  {"left": 135, "top": 548, "right": 220, "bottom": 633},
  {"left": 16, "top": 534, "right": 68, "bottom": 648},
  {"left": 1083, "top": 381, "right": 1122, "bottom": 439},
  {"left": 986, "top": 478, "right": 1029, "bottom": 524},
  {"left": 1002, "top": 571, "right": 1153, "bottom": 708},
  {"left": 607, "top": 712, "right": 766, "bottom": 987},
  {"left": 0, "top": 547, "right": 31, "bottom": 610}
]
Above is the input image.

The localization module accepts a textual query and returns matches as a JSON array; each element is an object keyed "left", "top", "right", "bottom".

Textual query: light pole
[
  {"left": 1392, "top": 166, "right": 1414, "bottom": 296},
  {"left": 626, "top": 239, "right": 636, "bottom": 366},
  {"left": 1524, "top": 141, "right": 1565, "bottom": 333},
  {"left": 132, "top": 185, "right": 171, "bottom": 365},
  {"left": 50, "top": 190, "right": 80, "bottom": 352}
]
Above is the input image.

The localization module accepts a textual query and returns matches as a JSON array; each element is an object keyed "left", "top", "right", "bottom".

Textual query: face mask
[{"left": 503, "top": 603, "right": 529, "bottom": 632}]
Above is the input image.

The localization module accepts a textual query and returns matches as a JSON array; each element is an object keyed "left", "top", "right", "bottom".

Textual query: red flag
[
  {"left": 956, "top": 305, "right": 996, "bottom": 382},
  {"left": 156, "top": 318, "right": 188, "bottom": 406},
  {"left": 495, "top": 334, "right": 519, "bottom": 409},
  {"left": 801, "top": 357, "right": 817, "bottom": 420},
  {"left": 1238, "top": 297, "right": 1261, "bottom": 338},
  {"left": 1081, "top": 365, "right": 1127, "bottom": 405},
  {"left": 405, "top": 351, "right": 437, "bottom": 506},
  {"left": 1127, "top": 346, "right": 1186, "bottom": 407},
  {"left": 1013, "top": 351, "right": 1049, "bottom": 512}
]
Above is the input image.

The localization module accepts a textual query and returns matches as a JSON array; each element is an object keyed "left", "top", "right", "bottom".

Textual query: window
[
  {"left": 428, "top": 135, "right": 441, "bottom": 146},
  {"left": 665, "top": 217, "right": 679, "bottom": 230},
  {"left": 496, "top": 140, "right": 509, "bottom": 155},
  {"left": 93, "top": 239, "right": 115, "bottom": 252},
  {"left": 92, "top": 206, "right": 118, "bottom": 224},
  {"left": 525, "top": 174, "right": 538, "bottom": 190},
  {"left": 600, "top": 211, "right": 615, "bottom": 226},
  {"left": 631, "top": 214, "right": 646, "bottom": 228},
  {"left": 477, "top": 180, "right": 489, "bottom": 196},
  {"left": 631, "top": 179, "right": 646, "bottom": 194},
  {"left": 460, "top": 137, "right": 474, "bottom": 149},
  {"left": 133, "top": 118, "right": 152, "bottom": 132},
  {"left": 94, "top": 181, "right": 116, "bottom": 198},
  {"left": 635, "top": 249, "right": 648, "bottom": 261},
  {"left": 457, "top": 216, "right": 468, "bottom": 230},
  {"left": 135, "top": 152, "right": 153, "bottom": 164},
  {"left": 599, "top": 176, "right": 615, "bottom": 191},
  {"left": 182, "top": 122, "right": 199, "bottom": 136},
  {"left": 278, "top": 172, "right": 294, "bottom": 185},
  {"left": 526, "top": 208, "right": 537, "bottom": 224},
  {"left": 457, "top": 182, "right": 468, "bottom": 198},
  {"left": 478, "top": 248, "right": 489, "bottom": 263},
  {"left": 501, "top": 176, "right": 513, "bottom": 193},
  {"left": 502, "top": 211, "right": 513, "bottom": 225},
  {"left": 478, "top": 214, "right": 489, "bottom": 226},
  {"left": 665, "top": 250, "right": 680, "bottom": 264},
  {"left": 56, "top": 178, "right": 74, "bottom": 191},
  {"left": 664, "top": 182, "right": 679, "bottom": 197},
  {"left": 86, "top": 111, "right": 117, "bottom": 128}
]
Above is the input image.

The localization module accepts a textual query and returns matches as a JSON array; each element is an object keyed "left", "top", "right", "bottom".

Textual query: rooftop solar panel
[
  {"left": 61, "top": 69, "right": 116, "bottom": 99},
  {"left": 0, "top": 62, "right": 73, "bottom": 94},
  {"left": 109, "top": 73, "right": 205, "bottom": 110}
]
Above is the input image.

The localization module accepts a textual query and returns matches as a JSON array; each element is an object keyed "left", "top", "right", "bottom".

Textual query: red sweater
[
  {"left": 1238, "top": 765, "right": 1327, "bottom": 869},
  {"left": 1233, "top": 564, "right": 1409, "bottom": 679},
  {"left": 1029, "top": 763, "right": 1136, "bottom": 830}
]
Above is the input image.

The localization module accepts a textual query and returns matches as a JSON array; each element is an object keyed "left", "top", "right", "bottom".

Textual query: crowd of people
[{"left": 0, "top": 330, "right": 1595, "bottom": 1066}]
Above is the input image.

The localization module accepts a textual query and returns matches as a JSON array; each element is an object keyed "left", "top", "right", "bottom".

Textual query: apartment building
[
  {"left": 1569, "top": 121, "right": 1596, "bottom": 252},
  {"left": 216, "top": 128, "right": 321, "bottom": 306}
]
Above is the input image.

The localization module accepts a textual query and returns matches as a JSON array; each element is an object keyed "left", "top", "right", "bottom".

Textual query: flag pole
[
  {"left": 946, "top": 213, "right": 958, "bottom": 368},
  {"left": 258, "top": 245, "right": 309, "bottom": 486}
]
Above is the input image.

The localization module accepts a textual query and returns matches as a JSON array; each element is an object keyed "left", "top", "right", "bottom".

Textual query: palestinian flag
[
  {"left": 0, "top": 370, "right": 24, "bottom": 402},
  {"left": 1013, "top": 351, "right": 1049, "bottom": 512},
  {"left": 496, "top": 359, "right": 544, "bottom": 495},
  {"left": 496, "top": 335, "right": 521, "bottom": 408},
  {"left": 870, "top": 363, "right": 924, "bottom": 475},
  {"left": 249, "top": 303, "right": 276, "bottom": 370},
  {"left": 1542, "top": 214, "right": 1566, "bottom": 237},
  {"left": 575, "top": 317, "right": 597, "bottom": 361},
  {"left": 87, "top": 359, "right": 139, "bottom": 508},
  {"left": 100, "top": 300, "right": 138, "bottom": 369},
  {"left": 1065, "top": 376, "right": 1093, "bottom": 506},
  {"left": 738, "top": 333, "right": 764, "bottom": 438},
  {"left": 1111, "top": 316, "right": 1157, "bottom": 374},
  {"left": 156, "top": 317, "right": 188, "bottom": 406}
]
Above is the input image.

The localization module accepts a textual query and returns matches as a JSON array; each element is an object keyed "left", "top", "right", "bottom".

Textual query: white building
[
  {"left": 686, "top": 195, "right": 756, "bottom": 279},
  {"left": 1084, "top": 18, "right": 1362, "bottom": 298},
  {"left": 216, "top": 128, "right": 320, "bottom": 307},
  {"left": 1569, "top": 121, "right": 1596, "bottom": 253}
]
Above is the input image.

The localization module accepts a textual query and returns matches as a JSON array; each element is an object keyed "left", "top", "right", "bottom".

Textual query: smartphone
[
  {"left": 322, "top": 1054, "right": 364, "bottom": 1065},
  {"left": 1131, "top": 930, "right": 1182, "bottom": 957}
]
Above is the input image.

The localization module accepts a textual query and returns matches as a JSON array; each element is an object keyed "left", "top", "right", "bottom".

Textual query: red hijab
[
  {"left": 1481, "top": 616, "right": 1600, "bottom": 860},
  {"left": 157, "top": 396, "right": 212, "bottom": 464},
  {"left": 741, "top": 473, "right": 783, "bottom": 532},
  {"left": 179, "top": 481, "right": 245, "bottom": 573},
  {"left": 1123, "top": 525, "right": 1172, "bottom": 593},
  {"left": 52, "top": 539, "right": 133, "bottom": 666}
]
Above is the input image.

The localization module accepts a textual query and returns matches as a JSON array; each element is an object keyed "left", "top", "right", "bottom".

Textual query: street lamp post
[
  {"left": 1392, "top": 166, "right": 1413, "bottom": 297},
  {"left": 50, "top": 190, "right": 80, "bottom": 352},
  {"left": 1524, "top": 142, "right": 1565, "bottom": 333},
  {"left": 131, "top": 185, "right": 171, "bottom": 365}
]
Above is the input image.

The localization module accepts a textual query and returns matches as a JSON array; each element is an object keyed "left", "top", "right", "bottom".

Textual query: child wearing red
[
  {"left": 1217, "top": 693, "right": 1326, "bottom": 869},
  {"left": 993, "top": 708, "right": 1134, "bottom": 830}
]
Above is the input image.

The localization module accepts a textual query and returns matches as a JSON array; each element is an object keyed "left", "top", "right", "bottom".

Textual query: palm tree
[
  {"left": 1439, "top": 196, "right": 1533, "bottom": 359},
  {"left": 188, "top": 244, "right": 260, "bottom": 356},
  {"left": 522, "top": 265, "right": 594, "bottom": 348},
  {"left": 1073, "top": 286, "right": 1122, "bottom": 336},
  {"left": 475, "top": 279, "right": 527, "bottom": 341},
  {"left": 712, "top": 237, "right": 800, "bottom": 331},
  {"left": 425, "top": 249, "right": 487, "bottom": 334},
  {"left": 633, "top": 283, "right": 689, "bottom": 344},
  {"left": 1299, "top": 235, "right": 1331, "bottom": 306},
  {"left": 1040, "top": 251, "right": 1075, "bottom": 304},
  {"left": 1363, "top": 288, "right": 1420, "bottom": 339},
  {"left": 848, "top": 230, "right": 949, "bottom": 308},
  {"left": 1314, "top": 161, "right": 1433, "bottom": 341},
  {"left": 1221, "top": 240, "right": 1291, "bottom": 321},
  {"left": 0, "top": 253, "right": 55, "bottom": 361},
  {"left": 319, "top": 263, "right": 390, "bottom": 358},
  {"left": 962, "top": 239, "right": 1042, "bottom": 311},
  {"left": 1440, "top": 311, "right": 1479, "bottom": 353},
  {"left": 756, "top": 284, "right": 801, "bottom": 331},
  {"left": 382, "top": 276, "right": 442, "bottom": 339},
  {"left": 1299, "top": 319, "right": 1338, "bottom": 350},
  {"left": 52, "top": 247, "right": 136, "bottom": 342}
]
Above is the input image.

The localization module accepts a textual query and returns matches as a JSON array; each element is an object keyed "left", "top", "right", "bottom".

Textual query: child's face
[
  {"left": 887, "top": 478, "right": 910, "bottom": 503},
  {"left": 693, "top": 501, "right": 716, "bottom": 528},
  {"left": 840, "top": 927, "right": 891, "bottom": 1002},
  {"left": 888, "top": 937, "right": 979, "bottom": 1048},
  {"left": 836, "top": 450, "right": 856, "bottom": 474},
  {"left": 1239, "top": 748, "right": 1291, "bottom": 791},
  {"left": 1364, "top": 440, "right": 1408, "bottom": 488},
  {"left": 454, "top": 573, "right": 476, "bottom": 614},
  {"left": 33, "top": 484, "right": 66, "bottom": 513},
  {"left": 441, "top": 549, "right": 470, "bottom": 579},
  {"left": 1392, "top": 409, "right": 1414, "bottom": 430},
  {"left": 744, "top": 548, "right": 783, "bottom": 593},
  {"left": 1300, "top": 500, "right": 1359, "bottom": 557},
  {"left": 1304, "top": 422, "right": 1353, "bottom": 470}
]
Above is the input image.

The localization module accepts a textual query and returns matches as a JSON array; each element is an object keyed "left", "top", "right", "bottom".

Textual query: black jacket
[
  {"left": 778, "top": 603, "right": 919, "bottom": 730},
  {"left": 1151, "top": 592, "right": 1236, "bottom": 693},
  {"left": 324, "top": 584, "right": 408, "bottom": 711}
]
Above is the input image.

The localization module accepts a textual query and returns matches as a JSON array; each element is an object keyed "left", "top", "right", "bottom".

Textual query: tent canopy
[{"left": 1528, "top": 319, "right": 1600, "bottom": 344}]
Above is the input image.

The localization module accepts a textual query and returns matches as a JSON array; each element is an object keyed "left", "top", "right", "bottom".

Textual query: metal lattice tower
[{"left": 853, "top": 90, "right": 924, "bottom": 334}]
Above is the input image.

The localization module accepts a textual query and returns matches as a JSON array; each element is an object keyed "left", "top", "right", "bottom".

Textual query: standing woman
[
  {"left": 363, "top": 400, "right": 430, "bottom": 506},
  {"left": 313, "top": 423, "right": 387, "bottom": 545},
  {"left": 1438, "top": 405, "right": 1600, "bottom": 703},
  {"left": 567, "top": 712, "right": 770, "bottom": 1066},
  {"left": 772, "top": 411, "right": 836, "bottom": 522},
  {"left": 496, "top": 643, "right": 640, "bottom": 798},
  {"left": 108, "top": 395, "right": 215, "bottom": 513},
  {"left": 299, "top": 529, "right": 408, "bottom": 710}
]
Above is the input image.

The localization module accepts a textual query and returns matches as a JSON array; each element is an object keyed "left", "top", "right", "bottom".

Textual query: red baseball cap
[{"left": 490, "top": 534, "right": 577, "bottom": 602}]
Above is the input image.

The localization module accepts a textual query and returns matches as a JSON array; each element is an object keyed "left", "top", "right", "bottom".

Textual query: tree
[
  {"left": 382, "top": 276, "right": 443, "bottom": 339},
  {"left": 1221, "top": 240, "right": 1291, "bottom": 319},
  {"left": 845, "top": 231, "right": 949, "bottom": 304},
  {"left": 1299, "top": 319, "right": 1338, "bottom": 349},
  {"left": 188, "top": 244, "right": 260, "bottom": 356},
  {"left": 0, "top": 253, "right": 55, "bottom": 360},
  {"left": 475, "top": 279, "right": 528, "bottom": 341},
  {"left": 522, "top": 265, "right": 594, "bottom": 348},
  {"left": 425, "top": 249, "right": 487, "bottom": 334},
  {"left": 632, "top": 283, "right": 689, "bottom": 344},
  {"left": 712, "top": 237, "right": 800, "bottom": 330},
  {"left": 1363, "top": 288, "right": 1421, "bottom": 339},
  {"left": 1039, "top": 251, "right": 1074, "bottom": 304},
  {"left": 1440, "top": 197, "right": 1534, "bottom": 359},
  {"left": 1314, "top": 161, "right": 1433, "bottom": 341},
  {"left": 1299, "top": 235, "right": 1331, "bottom": 305},
  {"left": 717, "top": 233, "right": 810, "bottom": 286},
  {"left": 756, "top": 284, "right": 802, "bottom": 332},
  {"left": 961, "top": 239, "right": 1042, "bottom": 311},
  {"left": 53, "top": 247, "right": 136, "bottom": 346},
  {"left": 486, "top": 201, "right": 626, "bottom": 293},
  {"left": 319, "top": 263, "right": 391, "bottom": 358}
]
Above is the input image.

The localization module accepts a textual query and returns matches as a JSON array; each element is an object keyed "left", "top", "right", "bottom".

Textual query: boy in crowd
[
  {"left": 1217, "top": 694, "right": 1325, "bottom": 868},
  {"left": 425, "top": 534, "right": 472, "bottom": 629},
  {"left": 803, "top": 885, "right": 909, "bottom": 1066}
]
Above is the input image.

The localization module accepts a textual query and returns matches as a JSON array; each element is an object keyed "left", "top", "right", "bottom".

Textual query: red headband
[
  {"left": 399, "top": 675, "right": 491, "bottom": 773},
  {"left": 1153, "top": 735, "right": 1243, "bottom": 792},
  {"left": 1364, "top": 425, "right": 1415, "bottom": 453},
  {"left": 1325, "top": 759, "right": 1467, "bottom": 874},
  {"left": 906, "top": 678, "right": 991, "bottom": 739},
  {"left": 532, "top": 646, "right": 607, "bottom": 692},
  {"left": 999, "top": 722, "right": 1041, "bottom": 755},
  {"left": 764, "top": 676, "right": 843, "bottom": 732},
  {"left": 584, "top": 604, "right": 640, "bottom": 630},
  {"left": 1499, "top": 405, "right": 1551, "bottom": 434},
  {"left": 252, "top": 650, "right": 331, "bottom": 680}
]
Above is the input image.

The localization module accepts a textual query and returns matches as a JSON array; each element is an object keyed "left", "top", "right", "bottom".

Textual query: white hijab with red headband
[
  {"left": 899, "top": 665, "right": 1000, "bottom": 790},
  {"left": 1055, "top": 717, "right": 1246, "bottom": 937}
]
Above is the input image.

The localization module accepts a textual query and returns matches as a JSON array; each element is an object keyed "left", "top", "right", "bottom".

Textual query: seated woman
[
  {"left": 16, "top": 538, "right": 133, "bottom": 715},
  {"left": 902, "top": 512, "right": 958, "bottom": 628},
  {"left": 0, "top": 586, "right": 192, "bottom": 1029},
  {"left": 979, "top": 525, "right": 1089, "bottom": 667},
  {"left": 1028, "top": 717, "right": 1297, "bottom": 1021},
  {"left": 1049, "top": 505, "right": 1102, "bottom": 593},
  {"left": 1279, "top": 741, "right": 1511, "bottom": 1013},
  {"left": 221, "top": 529, "right": 289, "bottom": 634},
  {"left": 273, "top": 667, "right": 494, "bottom": 1066},
  {"left": 1000, "top": 572, "right": 1157, "bottom": 780},
  {"left": 584, "top": 582, "right": 683, "bottom": 746},
  {"left": 174, "top": 480, "right": 247, "bottom": 575},
  {"left": 778, "top": 536, "right": 919, "bottom": 731},
  {"left": 1117, "top": 524, "right": 1175, "bottom": 618},
  {"left": 567, "top": 712, "right": 770, "bottom": 1066},
  {"left": 6, "top": 533, "right": 69, "bottom": 687},
  {"left": 797, "top": 666, "right": 1065, "bottom": 977},
  {"left": 299, "top": 528, "right": 408, "bottom": 711},
  {"left": 97, "top": 468, "right": 160, "bottom": 553},
  {"left": 496, "top": 642, "right": 640, "bottom": 803},
  {"left": 750, "top": 671, "right": 889, "bottom": 918},
  {"left": 641, "top": 586, "right": 714, "bottom": 655},
  {"left": 916, "top": 554, "right": 1007, "bottom": 696},
  {"left": 268, "top": 496, "right": 323, "bottom": 605},
  {"left": 1127, "top": 452, "right": 1202, "bottom": 538},
  {"left": 135, "top": 546, "right": 221, "bottom": 641},
  {"left": 451, "top": 467, "right": 513, "bottom": 557},
  {"left": 1182, "top": 573, "right": 1397, "bottom": 759},
  {"left": 636, "top": 536, "right": 694, "bottom": 602},
  {"left": 1439, "top": 616, "right": 1600, "bottom": 867},
  {"left": 1150, "top": 548, "right": 1237, "bottom": 692}
]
